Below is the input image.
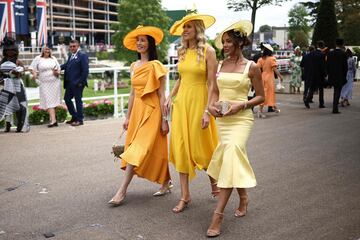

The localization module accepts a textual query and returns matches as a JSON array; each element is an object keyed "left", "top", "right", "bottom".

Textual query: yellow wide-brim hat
[
  {"left": 123, "top": 25, "right": 164, "bottom": 51},
  {"left": 263, "top": 43, "right": 274, "bottom": 52},
  {"left": 214, "top": 20, "right": 253, "bottom": 49},
  {"left": 169, "top": 13, "right": 216, "bottom": 36}
]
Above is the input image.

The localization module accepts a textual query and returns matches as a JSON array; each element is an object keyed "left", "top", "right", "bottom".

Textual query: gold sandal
[
  {"left": 172, "top": 198, "right": 191, "bottom": 213},
  {"left": 206, "top": 211, "right": 224, "bottom": 238},
  {"left": 234, "top": 196, "right": 249, "bottom": 217}
]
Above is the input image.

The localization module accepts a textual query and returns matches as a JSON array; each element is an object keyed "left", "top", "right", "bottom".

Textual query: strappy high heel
[
  {"left": 211, "top": 182, "right": 220, "bottom": 198},
  {"left": 234, "top": 196, "right": 249, "bottom": 217},
  {"left": 153, "top": 180, "right": 173, "bottom": 196},
  {"left": 206, "top": 211, "right": 224, "bottom": 238},
  {"left": 172, "top": 198, "right": 191, "bottom": 213}
]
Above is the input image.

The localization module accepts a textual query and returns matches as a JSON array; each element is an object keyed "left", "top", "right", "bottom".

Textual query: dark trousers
[
  {"left": 303, "top": 81, "right": 309, "bottom": 102},
  {"left": 304, "top": 84, "right": 324, "bottom": 106},
  {"left": 332, "top": 86, "right": 342, "bottom": 112},
  {"left": 64, "top": 85, "right": 84, "bottom": 122}
]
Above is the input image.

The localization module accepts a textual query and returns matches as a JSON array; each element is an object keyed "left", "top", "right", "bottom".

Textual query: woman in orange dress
[
  {"left": 256, "top": 44, "right": 283, "bottom": 118},
  {"left": 108, "top": 26, "right": 172, "bottom": 206}
]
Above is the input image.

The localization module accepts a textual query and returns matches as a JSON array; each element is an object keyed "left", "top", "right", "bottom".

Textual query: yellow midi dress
[
  {"left": 170, "top": 48, "right": 218, "bottom": 180},
  {"left": 120, "top": 60, "right": 170, "bottom": 184},
  {"left": 207, "top": 61, "right": 256, "bottom": 188}
]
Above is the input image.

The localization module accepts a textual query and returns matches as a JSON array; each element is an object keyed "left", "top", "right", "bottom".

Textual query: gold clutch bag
[{"left": 111, "top": 130, "right": 126, "bottom": 160}]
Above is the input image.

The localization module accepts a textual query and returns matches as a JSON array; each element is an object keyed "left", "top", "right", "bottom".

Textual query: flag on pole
[
  {"left": 36, "top": 0, "right": 47, "bottom": 46},
  {"left": 0, "top": 0, "right": 15, "bottom": 42}
]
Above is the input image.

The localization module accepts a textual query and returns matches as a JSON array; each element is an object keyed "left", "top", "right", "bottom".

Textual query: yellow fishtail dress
[
  {"left": 207, "top": 61, "right": 257, "bottom": 188},
  {"left": 170, "top": 48, "right": 218, "bottom": 180}
]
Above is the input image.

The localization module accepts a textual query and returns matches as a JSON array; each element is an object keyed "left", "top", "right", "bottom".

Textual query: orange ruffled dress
[
  {"left": 257, "top": 56, "right": 277, "bottom": 106},
  {"left": 120, "top": 60, "right": 170, "bottom": 184}
]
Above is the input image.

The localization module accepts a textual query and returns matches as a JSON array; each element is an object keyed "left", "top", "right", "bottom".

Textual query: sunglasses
[{"left": 69, "top": 45, "right": 77, "bottom": 48}]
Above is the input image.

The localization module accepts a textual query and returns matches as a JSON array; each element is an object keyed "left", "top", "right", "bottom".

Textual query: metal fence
[{"left": 28, "top": 64, "right": 177, "bottom": 118}]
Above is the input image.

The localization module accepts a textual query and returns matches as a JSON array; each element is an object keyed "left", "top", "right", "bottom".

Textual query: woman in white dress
[{"left": 30, "top": 46, "right": 62, "bottom": 127}]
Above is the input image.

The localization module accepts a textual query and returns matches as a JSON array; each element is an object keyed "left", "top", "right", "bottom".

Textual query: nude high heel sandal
[
  {"left": 234, "top": 196, "right": 249, "bottom": 217},
  {"left": 206, "top": 211, "right": 224, "bottom": 238}
]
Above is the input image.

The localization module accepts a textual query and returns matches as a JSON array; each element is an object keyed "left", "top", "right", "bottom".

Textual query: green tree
[
  {"left": 259, "top": 25, "right": 271, "bottom": 32},
  {"left": 300, "top": 1, "right": 320, "bottom": 26},
  {"left": 311, "top": 0, "right": 338, "bottom": 48},
  {"left": 336, "top": 0, "right": 360, "bottom": 45},
  {"left": 288, "top": 4, "right": 310, "bottom": 48},
  {"left": 112, "top": 0, "right": 171, "bottom": 63},
  {"left": 227, "top": 0, "right": 290, "bottom": 47},
  {"left": 302, "top": 0, "right": 360, "bottom": 45}
]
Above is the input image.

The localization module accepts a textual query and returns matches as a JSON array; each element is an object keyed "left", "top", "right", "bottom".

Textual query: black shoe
[
  {"left": 4, "top": 122, "right": 11, "bottom": 132},
  {"left": 332, "top": 110, "right": 341, "bottom": 114},
  {"left": 66, "top": 118, "right": 76, "bottom": 124},
  {"left": 309, "top": 100, "right": 314, "bottom": 103},
  {"left": 319, "top": 105, "right": 325, "bottom": 108},
  {"left": 304, "top": 101, "right": 310, "bottom": 109},
  {"left": 268, "top": 106, "right": 274, "bottom": 113},
  {"left": 47, "top": 122, "right": 58, "bottom": 128}
]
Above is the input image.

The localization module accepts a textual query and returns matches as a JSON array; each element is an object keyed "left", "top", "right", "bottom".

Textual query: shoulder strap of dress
[
  {"left": 244, "top": 60, "right": 253, "bottom": 74},
  {"left": 216, "top": 60, "right": 223, "bottom": 78}
]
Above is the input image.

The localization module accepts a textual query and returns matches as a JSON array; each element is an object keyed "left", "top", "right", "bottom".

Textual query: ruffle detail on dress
[
  {"left": 141, "top": 60, "right": 167, "bottom": 100},
  {"left": 207, "top": 143, "right": 256, "bottom": 188}
]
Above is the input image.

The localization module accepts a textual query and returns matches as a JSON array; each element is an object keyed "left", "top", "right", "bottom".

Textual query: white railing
[{"left": 28, "top": 64, "right": 178, "bottom": 118}]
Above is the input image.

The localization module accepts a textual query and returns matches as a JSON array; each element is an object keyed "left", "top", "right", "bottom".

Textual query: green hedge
[
  {"left": 83, "top": 99, "right": 114, "bottom": 118},
  {"left": 29, "top": 106, "right": 68, "bottom": 125}
]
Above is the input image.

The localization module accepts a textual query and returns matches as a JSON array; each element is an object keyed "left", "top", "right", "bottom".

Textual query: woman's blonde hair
[
  {"left": 41, "top": 45, "right": 52, "bottom": 58},
  {"left": 178, "top": 20, "right": 207, "bottom": 63}
]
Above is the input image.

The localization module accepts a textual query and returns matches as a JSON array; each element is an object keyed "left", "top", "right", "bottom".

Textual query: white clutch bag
[
  {"left": 219, "top": 101, "right": 230, "bottom": 115},
  {"left": 276, "top": 80, "right": 285, "bottom": 92}
]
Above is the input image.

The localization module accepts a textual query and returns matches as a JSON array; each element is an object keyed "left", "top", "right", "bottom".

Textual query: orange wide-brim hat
[
  {"left": 123, "top": 25, "right": 164, "bottom": 51},
  {"left": 215, "top": 20, "right": 253, "bottom": 49},
  {"left": 169, "top": 13, "right": 216, "bottom": 36}
]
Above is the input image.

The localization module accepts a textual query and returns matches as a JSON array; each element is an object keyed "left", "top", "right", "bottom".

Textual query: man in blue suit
[{"left": 61, "top": 40, "right": 89, "bottom": 126}]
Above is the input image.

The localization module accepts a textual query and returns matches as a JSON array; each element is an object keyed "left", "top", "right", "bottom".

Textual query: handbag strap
[{"left": 116, "top": 129, "right": 126, "bottom": 142}]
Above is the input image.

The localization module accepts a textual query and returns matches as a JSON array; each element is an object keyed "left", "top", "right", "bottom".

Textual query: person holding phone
[{"left": 29, "top": 45, "right": 62, "bottom": 127}]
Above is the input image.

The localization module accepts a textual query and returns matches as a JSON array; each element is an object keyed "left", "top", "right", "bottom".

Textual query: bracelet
[
  {"left": 204, "top": 109, "right": 211, "bottom": 116},
  {"left": 162, "top": 115, "right": 168, "bottom": 121},
  {"left": 242, "top": 101, "right": 248, "bottom": 110}
]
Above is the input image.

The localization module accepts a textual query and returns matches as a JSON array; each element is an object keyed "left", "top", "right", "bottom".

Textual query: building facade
[{"left": 27, "top": 0, "right": 118, "bottom": 46}]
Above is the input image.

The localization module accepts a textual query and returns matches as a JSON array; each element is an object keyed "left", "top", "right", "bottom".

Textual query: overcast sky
[{"left": 162, "top": 0, "right": 305, "bottom": 38}]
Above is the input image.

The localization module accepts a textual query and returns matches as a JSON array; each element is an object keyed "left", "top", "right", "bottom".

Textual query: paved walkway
[{"left": 1, "top": 85, "right": 360, "bottom": 240}]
